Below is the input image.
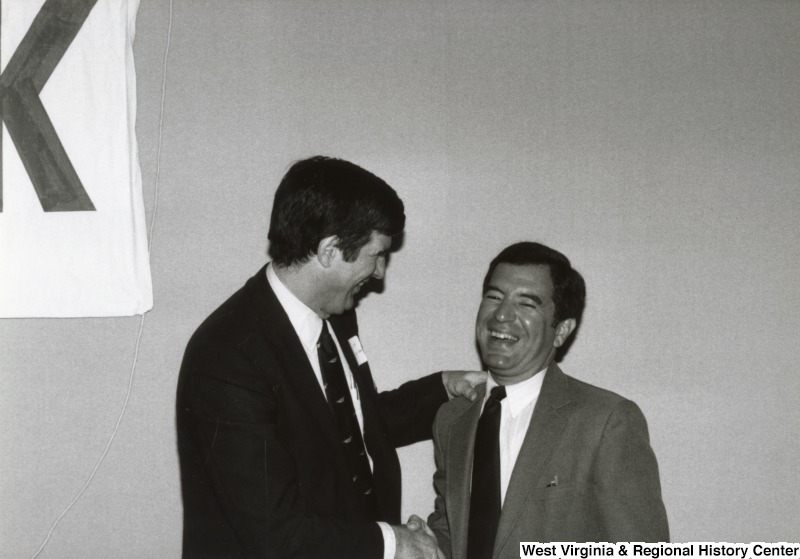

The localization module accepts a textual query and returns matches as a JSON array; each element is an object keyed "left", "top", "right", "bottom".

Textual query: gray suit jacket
[{"left": 428, "top": 364, "right": 668, "bottom": 559}]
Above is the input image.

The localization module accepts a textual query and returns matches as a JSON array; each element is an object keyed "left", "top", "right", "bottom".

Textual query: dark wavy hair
[
  {"left": 267, "top": 156, "right": 405, "bottom": 266},
  {"left": 482, "top": 241, "right": 586, "bottom": 326}
]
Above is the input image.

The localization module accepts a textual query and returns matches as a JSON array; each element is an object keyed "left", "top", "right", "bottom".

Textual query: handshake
[{"left": 391, "top": 514, "right": 444, "bottom": 559}]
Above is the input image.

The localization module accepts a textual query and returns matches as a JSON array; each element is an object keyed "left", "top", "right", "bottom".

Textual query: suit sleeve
[
  {"left": 594, "top": 400, "right": 670, "bottom": 542},
  {"left": 427, "top": 408, "right": 453, "bottom": 559},
  {"left": 178, "top": 346, "right": 383, "bottom": 559},
  {"left": 376, "top": 372, "right": 449, "bottom": 448}
]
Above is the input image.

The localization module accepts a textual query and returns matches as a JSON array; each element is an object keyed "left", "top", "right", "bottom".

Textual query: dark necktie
[
  {"left": 467, "top": 385, "right": 507, "bottom": 559},
  {"left": 317, "top": 321, "right": 378, "bottom": 517}
]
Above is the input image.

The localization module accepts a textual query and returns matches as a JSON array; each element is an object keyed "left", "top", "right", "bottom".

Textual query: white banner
[{"left": 0, "top": 0, "right": 152, "bottom": 317}]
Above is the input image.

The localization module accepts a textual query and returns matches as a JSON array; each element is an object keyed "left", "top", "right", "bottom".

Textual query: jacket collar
[
  {"left": 447, "top": 383, "right": 486, "bottom": 559},
  {"left": 238, "top": 265, "right": 343, "bottom": 461},
  {"left": 237, "top": 265, "right": 383, "bottom": 517}
]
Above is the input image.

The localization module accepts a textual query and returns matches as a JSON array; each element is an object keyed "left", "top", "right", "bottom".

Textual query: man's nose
[
  {"left": 373, "top": 256, "right": 386, "bottom": 280},
  {"left": 493, "top": 300, "right": 514, "bottom": 322}
]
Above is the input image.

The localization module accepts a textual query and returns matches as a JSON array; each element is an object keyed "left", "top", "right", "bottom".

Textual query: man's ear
[
  {"left": 316, "top": 236, "right": 340, "bottom": 268},
  {"left": 553, "top": 318, "right": 576, "bottom": 348}
]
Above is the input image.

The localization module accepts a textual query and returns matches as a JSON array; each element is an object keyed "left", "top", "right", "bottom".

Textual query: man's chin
[
  {"left": 330, "top": 297, "right": 358, "bottom": 316},
  {"left": 320, "top": 304, "right": 344, "bottom": 318},
  {"left": 479, "top": 348, "right": 514, "bottom": 367},
  {"left": 349, "top": 291, "right": 367, "bottom": 308}
]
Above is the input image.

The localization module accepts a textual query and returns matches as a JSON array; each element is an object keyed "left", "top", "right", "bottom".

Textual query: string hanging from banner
[{"left": 29, "top": 1, "right": 174, "bottom": 556}]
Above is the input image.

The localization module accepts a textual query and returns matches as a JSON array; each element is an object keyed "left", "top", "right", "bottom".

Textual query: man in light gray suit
[{"left": 427, "top": 242, "right": 668, "bottom": 559}]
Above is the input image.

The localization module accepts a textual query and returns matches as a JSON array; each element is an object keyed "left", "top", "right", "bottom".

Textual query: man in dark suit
[
  {"left": 427, "top": 242, "right": 669, "bottom": 559},
  {"left": 177, "top": 156, "right": 482, "bottom": 559}
]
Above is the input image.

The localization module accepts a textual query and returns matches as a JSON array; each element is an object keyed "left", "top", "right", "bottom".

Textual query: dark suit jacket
[
  {"left": 428, "top": 364, "right": 668, "bottom": 559},
  {"left": 177, "top": 265, "right": 448, "bottom": 559}
]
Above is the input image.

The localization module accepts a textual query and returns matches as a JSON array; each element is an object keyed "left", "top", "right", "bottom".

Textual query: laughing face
[
  {"left": 476, "top": 263, "right": 575, "bottom": 385},
  {"left": 320, "top": 231, "right": 391, "bottom": 317}
]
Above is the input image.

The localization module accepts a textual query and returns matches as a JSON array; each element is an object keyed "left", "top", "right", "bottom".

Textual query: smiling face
[
  {"left": 320, "top": 231, "right": 391, "bottom": 317},
  {"left": 476, "top": 263, "right": 575, "bottom": 385}
]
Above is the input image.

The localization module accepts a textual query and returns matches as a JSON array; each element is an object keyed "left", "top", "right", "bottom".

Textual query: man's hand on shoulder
[
  {"left": 441, "top": 370, "right": 487, "bottom": 402},
  {"left": 392, "top": 515, "right": 444, "bottom": 559}
]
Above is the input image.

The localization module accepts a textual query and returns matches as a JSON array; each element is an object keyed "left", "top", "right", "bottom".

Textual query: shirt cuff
[
  {"left": 441, "top": 371, "right": 455, "bottom": 400},
  {"left": 378, "top": 521, "right": 396, "bottom": 559}
]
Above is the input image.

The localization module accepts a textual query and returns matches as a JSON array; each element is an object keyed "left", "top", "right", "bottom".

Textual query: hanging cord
[{"left": 30, "top": 1, "right": 174, "bottom": 557}]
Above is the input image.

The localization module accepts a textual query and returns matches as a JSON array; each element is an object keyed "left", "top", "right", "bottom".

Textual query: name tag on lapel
[{"left": 348, "top": 336, "right": 368, "bottom": 366}]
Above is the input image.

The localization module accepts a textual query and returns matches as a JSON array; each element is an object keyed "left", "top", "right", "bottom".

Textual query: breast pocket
[{"left": 530, "top": 483, "right": 580, "bottom": 502}]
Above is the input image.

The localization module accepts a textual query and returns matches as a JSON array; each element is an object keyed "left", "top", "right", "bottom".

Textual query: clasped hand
[
  {"left": 392, "top": 514, "right": 444, "bottom": 559},
  {"left": 442, "top": 370, "right": 488, "bottom": 402}
]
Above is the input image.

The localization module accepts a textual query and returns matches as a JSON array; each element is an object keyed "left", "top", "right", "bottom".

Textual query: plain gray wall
[{"left": 2, "top": 1, "right": 798, "bottom": 557}]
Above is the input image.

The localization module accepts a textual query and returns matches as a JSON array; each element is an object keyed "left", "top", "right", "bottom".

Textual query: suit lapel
[
  {"left": 447, "top": 384, "right": 486, "bottom": 559},
  {"left": 493, "top": 364, "right": 572, "bottom": 556},
  {"left": 238, "top": 267, "right": 343, "bottom": 459}
]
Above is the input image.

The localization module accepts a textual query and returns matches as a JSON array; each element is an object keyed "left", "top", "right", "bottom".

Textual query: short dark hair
[
  {"left": 483, "top": 241, "right": 586, "bottom": 326},
  {"left": 268, "top": 156, "right": 405, "bottom": 266}
]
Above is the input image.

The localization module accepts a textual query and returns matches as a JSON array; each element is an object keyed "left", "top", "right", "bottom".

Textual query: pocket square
[{"left": 546, "top": 476, "right": 559, "bottom": 487}]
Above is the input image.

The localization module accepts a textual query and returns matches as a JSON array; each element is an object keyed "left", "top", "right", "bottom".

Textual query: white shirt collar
[
  {"left": 485, "top": 367, "right": 547, "bottom": 418},
  {"left": 266, "top": 263, "right": 324, "bottom": 353}
]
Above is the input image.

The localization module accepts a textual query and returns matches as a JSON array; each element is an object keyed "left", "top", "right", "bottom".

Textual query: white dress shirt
[
  {"left": 482, "top": 369, "right": 546, "bottom": 506},
  {"left": 266, "top": 264, "right": 395, "bottom": 558}
]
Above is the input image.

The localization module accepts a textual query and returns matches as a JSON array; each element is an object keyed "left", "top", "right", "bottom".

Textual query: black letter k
[{"left": 0, "top": 0, "right": 98, "bottom": 212}]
